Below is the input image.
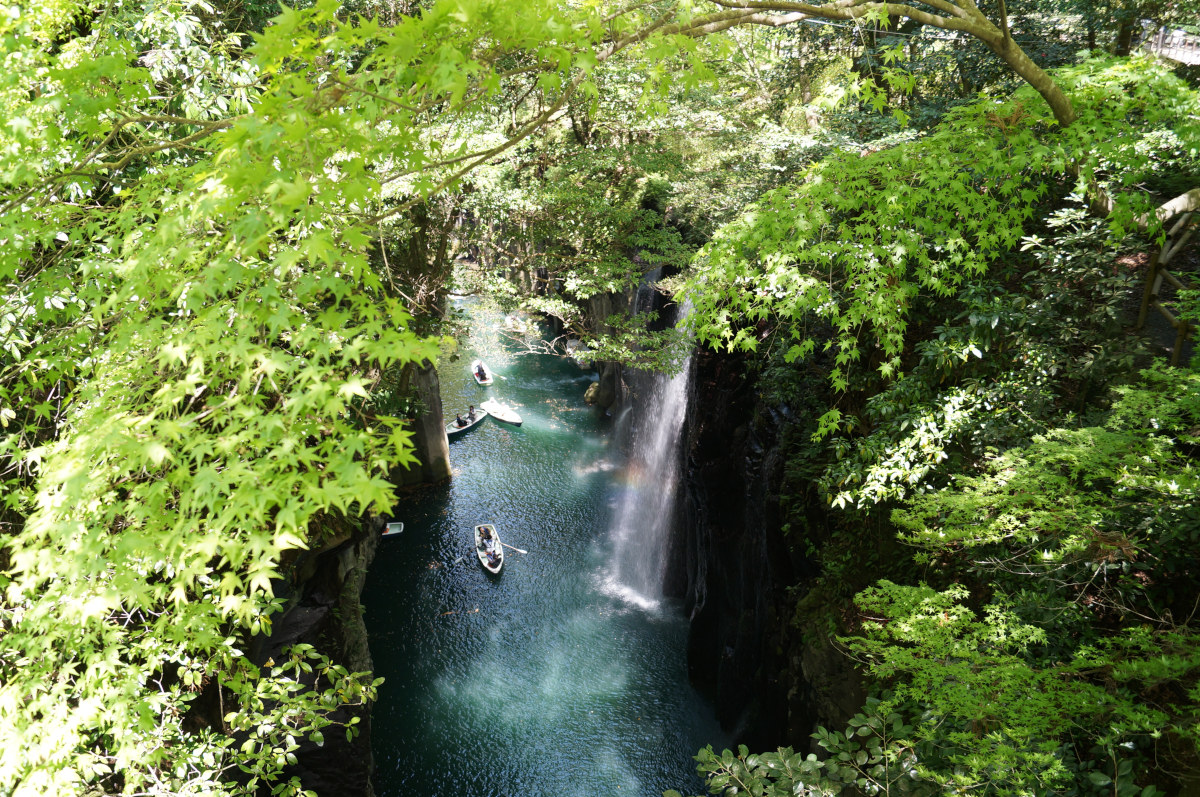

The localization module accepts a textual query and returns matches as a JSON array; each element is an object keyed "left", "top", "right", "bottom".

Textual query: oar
[{"left": 501, "top": 542, "right": 527, "bottom": 554}]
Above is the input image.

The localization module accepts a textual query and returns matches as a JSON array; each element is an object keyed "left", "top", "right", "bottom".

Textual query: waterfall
[{"left": 605, "top": 296, "right": 693, "bottom": 610}]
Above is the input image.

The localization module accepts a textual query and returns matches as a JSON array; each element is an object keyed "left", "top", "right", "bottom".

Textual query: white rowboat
[
  {"left": 474, "top": 524, "right": 504, "bottom": 574},
  {"left": 446, "top": 408, "right": 488, "bottom": 437},
  {"left": 382, "top": 522, "right": 405, "bottom": 538},
  {"left": 470, "top": 360, "right": 494, "bottom": 385},
  {"left": 480, "top": 398, "right": 522, "bottom": 426}
]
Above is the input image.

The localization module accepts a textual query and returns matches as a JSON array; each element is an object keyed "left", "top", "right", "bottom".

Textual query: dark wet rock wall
[
  {"left": 676, "top": 348, "right": 865, "bottom": 754},
  {"left": 253, "top": 517, "right": 382, "bottom": 797},
  {"left": 394, "top": 362, "right": 451, "bottom": 487}
]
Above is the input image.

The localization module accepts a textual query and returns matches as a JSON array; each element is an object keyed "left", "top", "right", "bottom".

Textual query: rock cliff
[
  {"left": 677, "top": 348, "right": 865, "bottom": 754},
  {"left": 253, "top": 517, "right": 382, "bottom": 796},
  {"left": 392, "top": 361, "right": 451, "bottom": 486}
]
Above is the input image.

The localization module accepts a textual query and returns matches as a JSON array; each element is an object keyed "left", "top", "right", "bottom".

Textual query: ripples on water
[{"left": 363, "top": 303, "right": 724, "bottom": 797}]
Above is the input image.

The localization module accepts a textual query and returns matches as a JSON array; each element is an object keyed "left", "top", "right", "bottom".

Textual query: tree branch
[
  {"left": 1155, "top": 188, "right": 1200, "bottom": 223},
  {"left": 705, "top": 0, "right": 979, "bottom": 33},
  {"left": 701, "top": 0, "right": 1076, "bottom": 124}
]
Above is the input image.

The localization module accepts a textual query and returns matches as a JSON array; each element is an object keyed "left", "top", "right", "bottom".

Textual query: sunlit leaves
[
  {"left": 0, "top": 0, "right": 462, "bottom": 791},
  {"left": 682, "top": 56, "right": 1200, "bottom": 420},
  {"left": 683, "top": 701, "right": 926, "bottom": 797},
  {"left": 895, "top": 366, "right": 1200, "bottom": 571},
  {"left": 811, "top": 367, "right": 1200, "bottom": 793},
  {"left": 685, "top": 94, "right": 1041, "bottom": 397}
]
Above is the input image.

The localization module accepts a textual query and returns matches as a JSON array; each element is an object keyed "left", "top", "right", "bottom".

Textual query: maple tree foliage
[{"left": 1, "top": 0, "right": 1198, "bottom": 793}]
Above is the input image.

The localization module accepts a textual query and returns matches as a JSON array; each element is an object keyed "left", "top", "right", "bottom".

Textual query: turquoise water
[{"left": 363, "top": 302, "right": 724, "bottom": 796}]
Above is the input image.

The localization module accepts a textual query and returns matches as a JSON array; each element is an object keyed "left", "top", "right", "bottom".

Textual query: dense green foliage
[
  {"left": 687, "top": 56, "right": 1197, "bottom": 417},
  {"left": 684, "top": 368, "right": 1200, "bottom": 796},
  {"left": 2, "top": 0, "right": 1199, "bottom": 793},
  {"left": 651, "top": 8, "right": 1197, "bottom": 797},
  {"left": 0, "top": 0, "right": 609, "bottom": 791}
]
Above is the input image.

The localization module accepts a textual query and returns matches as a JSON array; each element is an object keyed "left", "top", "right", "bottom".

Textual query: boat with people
[
  {"left": 446, "top": 406, "right": 488, "bottom": 437},
  {"left": 470, "top": 360, "right": 494, "bottom": 385},
  {"left": 474, "top": 524, "right": 504, "bottom": 574},
  {"left": 480, "top": 398, "right": 522, "bottom": 426}
]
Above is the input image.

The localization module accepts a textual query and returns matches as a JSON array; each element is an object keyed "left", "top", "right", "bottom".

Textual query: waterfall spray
[{"left": 606, "top": 297, "right": 693, "bottom": 609}]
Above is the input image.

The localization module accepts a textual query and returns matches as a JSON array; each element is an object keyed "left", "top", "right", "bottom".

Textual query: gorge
[
  {"left": 4, "top": 3, "right": 1199, "bottom": 795},
  {"left": 361, "top": 300, "right": 725, "bottom": 796}
]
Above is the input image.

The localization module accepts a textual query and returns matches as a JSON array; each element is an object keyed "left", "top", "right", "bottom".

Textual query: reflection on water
[{"left": 363, "top": 301, "right": 724, "bottom": 797}]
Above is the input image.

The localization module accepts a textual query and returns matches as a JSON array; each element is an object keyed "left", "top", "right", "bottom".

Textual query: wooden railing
[
  {"left": 1137, "top": 213, "right": 1195, "bottom": 366},
  {"left": 1144, "top": 27, "right": 1200, "bottom": 65}
]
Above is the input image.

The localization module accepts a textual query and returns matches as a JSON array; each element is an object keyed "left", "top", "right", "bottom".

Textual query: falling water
[
  {"left": 364, "top": 298, "right": 724, "bottom": 797},
  {"left": 607, "top": 299, "right": 693, "bottom": 609}
]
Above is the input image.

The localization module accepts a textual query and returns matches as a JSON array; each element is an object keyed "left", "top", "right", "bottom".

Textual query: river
[{"left": 363, "top": 300, "right": 725, "bottom": 797}]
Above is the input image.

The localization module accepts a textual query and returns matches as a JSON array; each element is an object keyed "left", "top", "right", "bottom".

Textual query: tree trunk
[
  {"left": 1115, "top": 19, "right": 1135, "bottom": 56},
  {"left": 985, "top": 35, "right": 1076, "bottom": 126}
]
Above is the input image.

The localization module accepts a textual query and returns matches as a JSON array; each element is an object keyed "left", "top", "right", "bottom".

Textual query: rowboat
[
  {"left": 446, "top": 408, "right": 488, "bottom": 437},
  {"left": 382, "top": 522, "right": 404, "bottom": 538},
  {"left": 480, "top": 398, "right": 522, "bottom": 426},
  {"left": 470, "top": 360, "right": 494, "bottom": 385},
  {"left": 474, "top": 524, "right": 504, "bottom": 574}
]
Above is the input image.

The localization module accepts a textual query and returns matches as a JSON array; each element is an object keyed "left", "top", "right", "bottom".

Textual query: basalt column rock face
[
  {"left": 677, "top": 349, "right": 862, "bottom": 753},
  {"left": 393, "top": 361, "right": 451, "bottom": 486},
  {"left": 251, "top": 518, "right": 382, "bottom": 797},
  {"left": 584, "top": 290, "right": 629, "bottom": 414},
  {"left": 676, "top": 349, "right": 795, "bottom": 749}
]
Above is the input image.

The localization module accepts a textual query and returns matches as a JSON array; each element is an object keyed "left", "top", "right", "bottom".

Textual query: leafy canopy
[{"left": 682, "top": 55, "right": 1200, "bottom": 434}]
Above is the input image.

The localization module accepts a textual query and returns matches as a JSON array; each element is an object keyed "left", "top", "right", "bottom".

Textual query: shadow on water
[{"left": 363, "top": 300, "right": 725, "bottom": 797}]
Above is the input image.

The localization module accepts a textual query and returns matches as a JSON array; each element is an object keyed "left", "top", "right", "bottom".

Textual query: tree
[
  {"left": 699, "top": 0, "right": 1079, "bottom": 124},
  {"left": 681, "top": 366, "right": 1199, "bottom": 797},
  {"left": 2, "top": 0, "right": 1197, "bottom": 792},
  {"left": 0, "top": 0, "right": 463, "bottom": 791},
  {"left": 0, "top": 0, "right": 761, "bottom": 790},
  {"left": 681, "top": 54, "right": 1199, "bottom": 424}
]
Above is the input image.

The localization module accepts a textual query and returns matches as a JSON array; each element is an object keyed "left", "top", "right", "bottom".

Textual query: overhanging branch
[{"left": 705, "top": 0, "right": 980, "bottom": 33}]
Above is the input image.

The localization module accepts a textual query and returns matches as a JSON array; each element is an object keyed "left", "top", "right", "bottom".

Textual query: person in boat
[
  {"left": 455, "top": 414, "right": 466, "bottom": 427},
  {"left": 468, "top": 404, "right": 476, "bottom": 420},
  {"left": 476, "top": 364, "right": 486, "bottom": 380}
]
